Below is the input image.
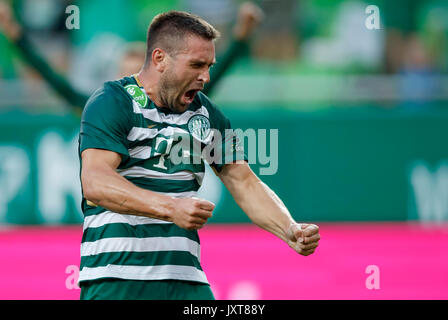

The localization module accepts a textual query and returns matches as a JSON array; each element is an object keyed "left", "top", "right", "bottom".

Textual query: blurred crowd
[{"left": 0, "top": 0, "right": 447, "bottom": 111}]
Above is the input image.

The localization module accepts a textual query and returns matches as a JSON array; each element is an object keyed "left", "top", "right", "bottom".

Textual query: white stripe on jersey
[
  {"left": 117, "top": 166, "right": 204, "bottom": 182},
  {"left": 82, "top": 197, "right": 197, "bottom": 230},
  {"left": 83, "top": 211, "right": 171, "bottom": 231},
  {"left": 79, "top": 264, "right": 208, "bottom": 284},
  {"left": 81, "top": 236, "right": 201, "bottom": 259},
  {"left": 126, "top": 126, "right": 215, "bottom": 146},
  {"left": 126, "top": 126, "right": 186, "bottom": 141},
  {"left": 128, "top": 145, "right": 152, "bottom": 159},
  {"left": 132, "top": 101, "right": 210, "bottom": 125}
]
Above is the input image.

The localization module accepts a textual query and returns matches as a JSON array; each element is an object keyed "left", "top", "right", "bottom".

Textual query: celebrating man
[{"left": 79, "top": 11, "right": 320, "bottom": 300}]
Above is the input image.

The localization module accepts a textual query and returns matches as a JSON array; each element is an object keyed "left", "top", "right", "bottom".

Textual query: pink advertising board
[{"left": 0, "top": 223, "right": 447, "bottom": 300}]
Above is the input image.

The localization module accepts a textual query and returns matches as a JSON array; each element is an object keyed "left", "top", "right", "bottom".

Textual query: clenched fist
[
  {"left": 0, "top": 1, "right": 22, "bottom": 41},
  {"left": 171, "top": 197, "right": 215, "bottom": 230},
  {"left": 233, "top": 1, "right": 264, "bottom": 41},
  {"left": 286, "top": 223, "right": 320, "bottom": 256}
]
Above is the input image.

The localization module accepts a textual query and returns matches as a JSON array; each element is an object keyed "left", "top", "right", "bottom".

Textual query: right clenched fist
[
  {"left": 0, "top": 1, "right": 22, "bottom": 41},
  {"left": 171, "top": 197, "right": 215, "bottom": 230}
]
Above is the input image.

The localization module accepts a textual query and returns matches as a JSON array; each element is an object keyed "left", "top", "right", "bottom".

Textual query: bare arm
[
  {"left": 0, "top": 1, "right": 20, "bottom": 40},
  {"left": 218, "top": 161, "right": 320, "bottom": 256},
  {"left": 0, "top": 1, "right": 88, "bottom": 110},
  {"left": 81, "top": 148, "right": 214, "bottom": 230},
  {"left": 203, "top": 2, "right": 263, "bottom": 96}
]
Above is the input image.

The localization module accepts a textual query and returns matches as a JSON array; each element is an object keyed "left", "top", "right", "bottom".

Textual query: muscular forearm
[
  {"left": 221, "top": 162, "right": 320, "bottom": 256},
  {"left": 223, "top": 165, "right": 296, "bottom": 243},
  {"left": 82, "top": 166, "right": 174, "bottom": 221}
]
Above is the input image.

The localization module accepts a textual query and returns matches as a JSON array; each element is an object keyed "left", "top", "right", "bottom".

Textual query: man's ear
[{"left": 151, "top": 48, "right": 167, "bottom": 72}]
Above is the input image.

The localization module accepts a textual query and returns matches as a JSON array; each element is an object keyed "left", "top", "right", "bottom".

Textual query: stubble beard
[{"left": 158, "top": 70, "right": 188, "bottom": 114}]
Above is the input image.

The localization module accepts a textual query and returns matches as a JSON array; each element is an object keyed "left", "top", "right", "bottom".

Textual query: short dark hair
[{"left": 144, "top": 11, "right": 220, "bottom": 67}]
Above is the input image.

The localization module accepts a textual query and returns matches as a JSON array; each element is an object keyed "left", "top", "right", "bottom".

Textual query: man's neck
[{"left": 135, "top": 69, "right": 164, "bottom": 107}]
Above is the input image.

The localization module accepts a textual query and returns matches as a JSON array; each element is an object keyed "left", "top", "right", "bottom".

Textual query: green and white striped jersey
[{"left": 78, "top": 76, "right": 246, "bottom": 284}]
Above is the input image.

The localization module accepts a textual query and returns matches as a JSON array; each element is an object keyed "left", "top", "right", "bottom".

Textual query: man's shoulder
[
  {"left": 195, "top": 91, "right": 227, "bottom": 120},
  {"left": 82, "top": 77, "right": 135, "bottom": 118},
  {"left": 96, "top": 77, "right": 135, "bottom": 100},
  {"left": 87, "top": 77, "right": 137, "bottom": 105}
]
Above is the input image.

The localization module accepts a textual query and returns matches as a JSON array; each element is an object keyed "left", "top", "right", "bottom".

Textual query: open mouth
[{"left": 183, "top": 89, "right": 200, "bottom": 105}]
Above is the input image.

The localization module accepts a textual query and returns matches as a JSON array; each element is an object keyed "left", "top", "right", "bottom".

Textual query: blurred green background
[{"left": 0, "top": 0, "right": 447, "bottom": 224}]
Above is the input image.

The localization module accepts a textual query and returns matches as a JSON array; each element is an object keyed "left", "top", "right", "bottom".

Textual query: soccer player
[{"left": 79, "top": 11, "right": 320, "bottom": 300}]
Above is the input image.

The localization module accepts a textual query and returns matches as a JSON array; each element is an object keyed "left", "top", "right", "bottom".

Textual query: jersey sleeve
[
  {"left": 206, "top": 103, "right": 247, "bottom": 173},
  {"left": 79, "top": 83, "right": 132, "bottom": 160}
]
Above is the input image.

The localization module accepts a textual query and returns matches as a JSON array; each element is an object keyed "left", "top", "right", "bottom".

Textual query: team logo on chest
[
  {"left": 187, "top": 114, "right": 211, "bottom": 141},
  {"left": 125, "top": 84, "right": 148, "bottom": 108}
]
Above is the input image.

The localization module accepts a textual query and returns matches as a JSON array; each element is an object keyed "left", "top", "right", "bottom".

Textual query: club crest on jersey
[
  {"left": 125, "top": 84, "right": 148, "bottom": 108},
  {"left": 187, "top": 114, "right": 211, "bottom": 141}
]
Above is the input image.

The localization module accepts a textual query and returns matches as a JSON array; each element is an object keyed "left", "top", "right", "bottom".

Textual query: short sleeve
[
  {"left": 206, "top": 105, "right": 247, "bottom": 173},
  {"left": 79, "top": 84, "right": 132, "bottom": 160}
]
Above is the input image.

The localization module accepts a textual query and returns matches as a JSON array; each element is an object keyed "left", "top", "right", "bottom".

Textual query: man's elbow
[
  {"left": 223, "top": 165, "right": 260, "bottom": 204},
  {"left": 81, "top": 170, "right": 103, "bottom": 203}
]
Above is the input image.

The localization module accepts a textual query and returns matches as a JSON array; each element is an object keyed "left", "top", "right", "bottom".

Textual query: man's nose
[{"left": 198, "top": 68, "right": 210, "bottom": 84}]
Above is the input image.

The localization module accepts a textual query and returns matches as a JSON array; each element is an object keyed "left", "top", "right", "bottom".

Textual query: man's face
[{"left": 158, "top": 35, "right": 216, "bottom": 113}]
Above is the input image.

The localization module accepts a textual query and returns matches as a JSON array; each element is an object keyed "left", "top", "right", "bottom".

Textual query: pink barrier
[{"left": 0, "top": 222, "right": 447, "bottom": 300}]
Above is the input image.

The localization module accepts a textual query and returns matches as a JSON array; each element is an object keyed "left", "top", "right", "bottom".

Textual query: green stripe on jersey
[
  {"left": 123, "top": 154, "right": 205, "bottom": 174},
  {"left": 126, "top": 176, "right": 200, "bottom": 193},
  {"left": 80, "top": 250, "right": 203, "bottom": 270},
  {"left": 82, "top": 223, "right": 200, "bottom": 243},
  {"left": 82, "top": 177, "right": 199, "bottom": 217}
]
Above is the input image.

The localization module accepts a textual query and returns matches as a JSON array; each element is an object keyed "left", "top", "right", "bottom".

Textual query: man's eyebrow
[{"left": 191, "top": 59, "right": 216, "bottom": 67}]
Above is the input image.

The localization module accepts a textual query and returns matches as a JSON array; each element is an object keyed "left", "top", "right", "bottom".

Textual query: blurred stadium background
[{"left": 1, "top": 0, "right": 448, "bottom": 299}]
